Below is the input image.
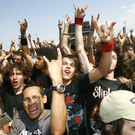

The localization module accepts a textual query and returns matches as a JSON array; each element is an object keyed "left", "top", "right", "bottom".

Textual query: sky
[{"left": 0, "top": 0, "right": 135, "bottom": 50}]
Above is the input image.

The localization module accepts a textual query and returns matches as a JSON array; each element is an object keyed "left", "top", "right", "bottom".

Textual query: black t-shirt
[
  {"left": 46, "top": 73, "right": 91, "bottom": 135},
  {"left": 35, "top": 74, "right": 52, "bottom": 110},
  {"left": 0, "top": 80, "right": 24, "bottom": 118},
  {"left": 35, "top": 74, "right": 52, "bottom": 88},
  {"left": 87, "top": 77, "right": 131, "bottom": 134},
  {"left": 31, "top": 65, "right": 42, "bottom": 82}
]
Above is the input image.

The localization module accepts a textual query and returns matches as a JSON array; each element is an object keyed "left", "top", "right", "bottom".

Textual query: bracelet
[
  {"left": 21, "top": 38, "right": 27, "bottom": 46},
  {"left": 75, "top": 17, "right": 83, "bottom": 25},
  {"left": 101, "top": 40, "right": 114, "bottom": 52},
  {"left": 63, "top": 33, "right": 68, "bottom": 35}
]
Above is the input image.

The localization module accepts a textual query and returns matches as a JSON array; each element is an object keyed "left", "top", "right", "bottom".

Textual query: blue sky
[{"left": 1, "top": 0, "right": 135, "bottom": 50}]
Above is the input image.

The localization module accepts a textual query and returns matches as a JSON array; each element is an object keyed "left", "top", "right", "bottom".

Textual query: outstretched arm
[
  {"left": 74, "top": 3, "right": 93, "bottom": 73},
  {"left": 89, "top": 18, "right": 116, "bottom": 84},
  {"left": 57, "top": 20, "right": 63, "bottom": 49},
  {"left": 43, "top": 48, "right": 67, "bottom": 135},
  {"left": 28, "top": 34, "right": 37, "bottom": 55},
  {"left": 117, "top": 30, "right": 126, "bottom": 53},
  {"left": 88, "top": 14, "right": 100, "bottom": 65},
  {"left": 61, "top": 14, "right": 74, "bottom": 55},
  {"left": 126, "top": 33, "right": 132, "bottom": 44},
  {"left": 130, "top": 29, "right": 134, "bottom": 42},
  {"left": 10, "top": 40, "right": 15, "bottom": 58},
  {"left": 18, "top": 19, "right": 34, "bottom": 70},
  {"left": 117, "top": 30, "right": 126, "bottom": 46}
]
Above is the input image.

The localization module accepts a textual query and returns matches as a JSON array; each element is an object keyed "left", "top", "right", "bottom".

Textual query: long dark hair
[
  {"left": 3, "top": 62, "right": 32, "bottom": 83},
  {"left": 63, "top": 55, "right": 83, "bottom": 78},
  {"left": 101, "top": 118, "right": 125, "bottom": 135}
]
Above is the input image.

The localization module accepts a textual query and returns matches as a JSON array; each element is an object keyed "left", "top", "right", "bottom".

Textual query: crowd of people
[{"left": 0, "top": 3, "right": 135, "bottom": 135}]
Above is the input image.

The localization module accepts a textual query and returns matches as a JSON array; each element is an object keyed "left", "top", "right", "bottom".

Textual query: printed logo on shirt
[
  {"left": 19, "top": 128, "right": 42, "bottom": 135},
  {"left": 130, "top": 97, "right": 135, "bottom": 104},
  {"left": 93, "top": 86, "right": 110, "bottom": 99},
  {"left": 13, "top": 107, "right": 18, "bottom": 117},
  {"left": 36, "top": 78, "right": 49, "bottom": 88},
  {"left": 65, "top": 96, "right": 75, "bottom": 104},
  {"left": 65, "top": 93, "right": 83, "bottom": 131},
  {"left": 90, "top": 86, "right": 111, "bottom": 133}
]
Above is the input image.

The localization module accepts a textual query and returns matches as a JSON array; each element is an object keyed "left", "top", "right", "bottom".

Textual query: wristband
[
  {"left": 63, "top": 33, "right": 68, "bottom": 35},
  {"left": 21, "top": 33, "right": 26, "bottom": 36},
  {"left": 101, "top": 40, "right": 114, "bottom": 52},
  {"left": 21, "top": 33, "right": 26, "bottom": 38},
  {"left": 75, "top": 17, "right": 83, "bottom": 25},
  {"left": 21, "top": 38, "right": 27, "bottom": 46}
]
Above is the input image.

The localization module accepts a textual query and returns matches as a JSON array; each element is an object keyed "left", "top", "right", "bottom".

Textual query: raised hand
[
  {"left": 32, "top": 38, "right": 35, "bottom": 44},
  {"left": 44, "top": 40, "right": 48, "bottom": 45},
  {"left": 18, "top": 18, "right": 28, "bottom": 33},
  {"left": 39, "top": 41, "right": 44, "bottom": 47},
  {"left": 93, "top": 19, "right": 116, "bottom": 43},
  {"left": 11, "top": 40, "right": 15, "bottom": 46},
  {"left": 43, "top": 48, "right": 62, "bottom": 84},
  {"left": 0, "top": 42, "right": 3, "bottom": 46},
  {"left": 83, "top": 35, "right": 88, "bottom": 41},
  {"left": 91, "top": 14, "right": 100, "bottom": 27},
  {"left": 58, "top": 20, "right": 63, "bottom": 30},
  {"left": 17, "top": 42, "right": 21, "bottom": 48},
  {"left": 74, "top": 3, "right": 88, "bottom": 18},
  {"left": 130, "top": 29, "right": 133, "bottom": 33},
  {"left": 117, "top": 30, "right": 126, "bottom": 45},
  {"left": 28, "top": 34, "right": 31, "bottom": 40},
  {"left": 64, "top": 14, "right": 74, "bottom": 26}
]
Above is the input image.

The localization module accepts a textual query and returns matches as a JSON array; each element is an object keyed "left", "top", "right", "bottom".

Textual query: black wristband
[{"left": 21, "top": 38, "right": 27, "bottom": 46}]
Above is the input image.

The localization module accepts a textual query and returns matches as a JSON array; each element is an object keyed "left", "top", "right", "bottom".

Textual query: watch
[{"left": 51, "top": 83, "right": 65, "bottom": 93}]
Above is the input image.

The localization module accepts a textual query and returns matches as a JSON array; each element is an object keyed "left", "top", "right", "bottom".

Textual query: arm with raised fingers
[
  {"left": 61, "top": 14, "right": 74, "bottom": 55},
  {"left": 89, "top": 19, "right": 116, "bottom": 84},
  {"left": 18, "top": 19, "right": 34, "bottom": 70},
  {"left": 88, "top": 14, "right": 100, "bottom": 65},
  {"left": 74, "top": 3, "right": 93, "bottom": 73},
  {"left": 43, "top": 48, "right": 67, "bottom": 135}
]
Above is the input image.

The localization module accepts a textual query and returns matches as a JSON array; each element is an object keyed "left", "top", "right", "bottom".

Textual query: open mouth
[
  {"left": 28, "top": 107, "right": 38, "bottom": 115},
  {"left": 13, "top": 81, "right": 18, "bottom": 86},
  {"left": 65, "top": 70, "right": 70, "bottom": 74}
]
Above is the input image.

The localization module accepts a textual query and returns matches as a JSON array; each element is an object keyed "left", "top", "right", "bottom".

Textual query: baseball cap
[{"left": 99, "top": 90, "right": 135, "bottom": 123}]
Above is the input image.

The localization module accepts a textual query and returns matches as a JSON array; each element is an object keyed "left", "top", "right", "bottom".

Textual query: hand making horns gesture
[
  {"left": 43, "top": 48, "right": 62, "bottom": 83},
  {"left": 18, "top": 18, "right": 28, "bottom": 33},
  {"left": 74, "top": 3, "right": 88, "bottom": 18},
  {"left": 93, "top": 18, "right": 116, "bottom": 43}
]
